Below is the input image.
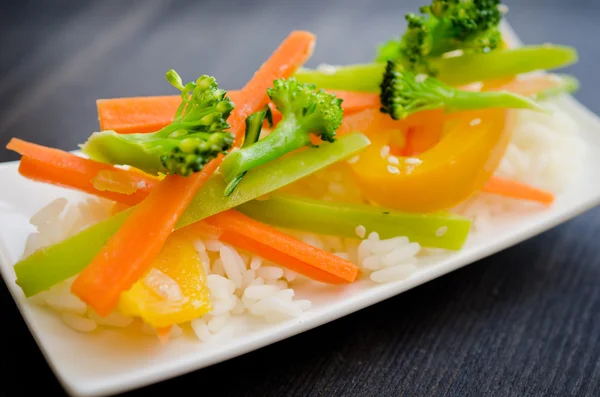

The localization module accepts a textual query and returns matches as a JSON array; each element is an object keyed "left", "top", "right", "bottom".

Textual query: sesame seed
[
  {"left": 405, "top": 157, "right": 422, "bottom": 165},
  {"left": 380, "top": 145, "right": 391, "bottom": 158},
  {"left": 328, "top": 182, "right": 346, "bottom": 195},
  {"left": 415, "top": 74, "right": 428, "bottom": 83},
  {"left": 470, "top": 118, "right": 481, "bottom": 126},
  {"left": 436, "top": 226, "right": 448, "bottom": 237},
  {"left": 388, "top": 156, "right": 399, "bottom": 165},
  {"left": 441, "top": 49, "right": 464, "bottom": 59},
  {"left": 355, "top": 225, "right": 366, "bottom": 239},
  {"left": 317, "top": 63, "right": 338, "bottom": 75},
  {"left": 461, "top": 82, "right": 483, "bottom": 92},
  {"left": 347, "top": 155, "right": 360, "bottom": 164},
  {"left": 387, "top": 165, "right": 400, "bottom": 174}
]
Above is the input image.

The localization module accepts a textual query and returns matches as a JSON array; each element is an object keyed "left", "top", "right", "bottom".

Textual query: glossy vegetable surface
[
  {"left": 349, "top": 109, "right": 513, "bottom": 213},
  {"left": 119, "top": 231, "right": 212, "bottom": 328},
  {"left": 238, "top": 194, "right": 472, "bottom": 250}
]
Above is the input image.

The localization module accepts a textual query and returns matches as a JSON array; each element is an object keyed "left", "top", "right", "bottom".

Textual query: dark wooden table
[{"left": 1, "top": 1, "right": 599, "bottom": 396}]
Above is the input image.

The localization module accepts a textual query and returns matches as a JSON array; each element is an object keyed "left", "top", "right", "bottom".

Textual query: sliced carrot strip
[
  {"left": 483, "top": 176, "right": 555, "bottom": 205},
  {"left": 7, "top": 138, "right": 158, "bottom": 206},
  {"left": 97, "top": 96, "right": 186, "bottom": 134},
  {"left": 486, "top": 75, "right": 564, "bottom": 97},
  {"left": 206, "top": 210, "right": 359, "bottom": 284},
  {"left": 71, "top": 30, "right": 318, "bottom": 315}
]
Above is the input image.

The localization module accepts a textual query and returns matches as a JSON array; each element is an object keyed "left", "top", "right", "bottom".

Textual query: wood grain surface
[{"left": 1, "top": 1, "right": 599, "bottom": 396}]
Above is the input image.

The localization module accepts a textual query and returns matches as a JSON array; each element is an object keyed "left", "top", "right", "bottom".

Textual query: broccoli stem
[
  {"left": 220, "top": 115, "right": 310, "bottom": 184},
  {"left": 223, "top": 108, "right": 269, "bottom": 196},
  {"left": 82, "top": 132, "right": 166, "bottom": 174},
  {"left": 446, "top": 90, "right": 546, "bottom": 113},
  {"left": 294, "top": 45, "right": 578, "bottom": 92}
]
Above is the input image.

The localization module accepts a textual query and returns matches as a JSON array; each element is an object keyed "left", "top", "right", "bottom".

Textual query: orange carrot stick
[
  {"left": 206, "top": 210, "right": 359, "bottom": 284},
  {"left": 7, "top": 138, "right": 158, "bottom": 205},
  {"left": 482, "top": 176, "right": 555, "bottom": 205},
  {"left": 227, "top": 31, "right": 315, "bottom": 146},
  {"left": 97, "top": 96, "right": 186, "bottom": 134},
  {"left": 71, "top": 30, "right": 318, "bottom": 315}
]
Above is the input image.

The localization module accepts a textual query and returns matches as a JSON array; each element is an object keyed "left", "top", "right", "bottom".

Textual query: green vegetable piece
[
  {"left": 178, "top": 132, "right": 367, "bottom": 227},
  {"left": 294, "top": 45, "right": 579, "bottom": 92},
  {"left": 376, "top": 0, "right": 504, "bottom": 74},
  {"left": 237, "top": 194, "right": 472, "bottom": 250},
  {"left": 81, "top": 71, "right": 235, "bottom": 176},
  {"left": 14, "top": 133, "right": 371, "bottom": 297},
  {"left": 220, "top": 78, "right": 344, "bottom": 195},
  {"left": 223, "top": 107, "right": 269, "bottom": 196},
  {"left": 379, "top": 60, "right": 545, "bottom": 120},
  {"left": 15, "top": 210, "right": 131, "bottom": 299}
]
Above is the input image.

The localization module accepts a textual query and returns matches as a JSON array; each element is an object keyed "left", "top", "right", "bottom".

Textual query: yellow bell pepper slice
[
  {"left": 118, "top": 230, "right": 211, "bottom": 328},
  {"left": 348, "top": 108, "right": 514, "bottom": 213}
]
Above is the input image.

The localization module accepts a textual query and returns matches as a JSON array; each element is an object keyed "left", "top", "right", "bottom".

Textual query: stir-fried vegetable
[
  {"left": 71, "top": 70, "right": 236, "bottom": 316},
  {"left": 379, "top": 60, "right": 544, "bottom": 120},
  {"left": 238, "top": 194, "right": 472, "bottom": 250},
  {"left": 118, "top": 231, "right": 212, "bottom": 328},
  {"left": 6, "top": 138, "right": 159, "bottom": 205},
  {"left": 71, "top": 30, "right": 319, "bottom": 316},
  {"left": 220, "top": 78, "right": 344, "bottom": 195},
  {"left": 72, "top": 162, "right": 220, "bottom": 316},
  {"left": 222, "top": 107, "right": 270, "bottom": 195},
  {"left": 349, "top": 108, "right": 512, "bottom": 213},
  {"left": 376, "top": 0, "right": 504, "bottom": 73},
  {"left": 83, "top": 72, "right": 235, "bottom": 177},
  {"left": 294, "top": 45, "right": 578, "bottom": 92},
  {"left": 4, "top": 0, "right": 584, "bottom": 332},
  {"left": 13, "top": 133, "right": 370, "bottom": 297}
]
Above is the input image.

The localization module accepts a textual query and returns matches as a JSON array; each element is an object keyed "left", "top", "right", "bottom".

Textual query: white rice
[{"left": 20, "top": 102, "right": 585, "bottom": 341}]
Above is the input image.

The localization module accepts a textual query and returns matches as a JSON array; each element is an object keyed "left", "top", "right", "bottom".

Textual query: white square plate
[{"left": 1, "top": 25, "right": 600, "bottom": 397}]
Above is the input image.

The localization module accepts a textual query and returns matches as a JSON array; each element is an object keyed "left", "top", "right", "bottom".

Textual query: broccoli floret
[
  {"left": 81, "top": 70, "right": 235, "bottom": 176},
  {"left": 380, "top": 60, "right": 544, "bottom": 120},
  {"left": 220, "top": 78, "right": 343, "bottom": 195},
  {"left": 376, "top": 0, "right": 505, "bottom": 74}
]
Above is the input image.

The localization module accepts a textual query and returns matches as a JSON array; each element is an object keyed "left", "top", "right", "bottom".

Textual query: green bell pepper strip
[
  {"left": 237, "top": 194, "right": 471, "bottom": 250},
  {"left": 294, "top": 45, "right": 578, "bottom": 92},
  {"left": 15, "top": 132, "right": 371, "bottom": 297}
]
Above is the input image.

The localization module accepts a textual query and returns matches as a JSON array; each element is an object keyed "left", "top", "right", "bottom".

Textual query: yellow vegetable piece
[
  {"left": 118, "top": 231, "right": 211, "bottom": 328},
  {"left": 349, "top": 108, "right": 514, "bottom": 213}
]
